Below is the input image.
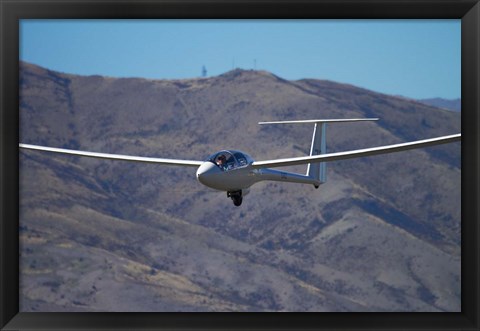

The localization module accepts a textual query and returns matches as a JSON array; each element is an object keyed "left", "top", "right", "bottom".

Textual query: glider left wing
[
  {"left": 251, "top": 133, "right": 461, "bottom": 169},
  {"left": 19, "top": 143, "right": 204, "bottom": 167}
]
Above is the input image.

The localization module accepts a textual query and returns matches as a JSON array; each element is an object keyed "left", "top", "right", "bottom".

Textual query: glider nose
[{"left": 196, "top": 162, "right": 222, "bottom": 187}]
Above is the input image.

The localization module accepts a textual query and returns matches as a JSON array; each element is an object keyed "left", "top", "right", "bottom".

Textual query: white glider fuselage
[
  {"left": 196, "top": 160, "right": 255, "bottom": 191},
  {"left": 196, "top": 155, "right": 320, "bottom": 192}
]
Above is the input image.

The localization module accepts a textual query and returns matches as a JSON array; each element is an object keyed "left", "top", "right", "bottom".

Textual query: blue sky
[{"left": 20, "top": 19, "right": 460, "bottom": 99}]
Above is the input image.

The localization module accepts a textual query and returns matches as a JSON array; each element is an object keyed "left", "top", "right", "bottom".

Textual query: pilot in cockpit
[{"left": 216, "top": 154, "right": 227, "bottom": 171}]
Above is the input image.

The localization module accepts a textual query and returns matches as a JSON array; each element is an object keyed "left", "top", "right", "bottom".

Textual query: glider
[{"left": 19, "top": 118, "right": 461, "bottom": 206}]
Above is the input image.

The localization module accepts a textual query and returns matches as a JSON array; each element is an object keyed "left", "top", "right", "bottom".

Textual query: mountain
[
  {"left": 418, "top": 98, "right": 461, "bottom": 112},
  {"left": 19, "top": 62, "right": 461, "bottom": 312}
]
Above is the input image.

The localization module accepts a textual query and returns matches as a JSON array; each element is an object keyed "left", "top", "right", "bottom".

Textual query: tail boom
[{"left": 255, "top": 168, "right": 321, "bottom": 186}]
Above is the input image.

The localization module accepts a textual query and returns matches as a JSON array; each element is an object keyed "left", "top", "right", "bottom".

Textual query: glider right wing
[{"left": 252, "top": 133, "right": 461, "bottom": 169}]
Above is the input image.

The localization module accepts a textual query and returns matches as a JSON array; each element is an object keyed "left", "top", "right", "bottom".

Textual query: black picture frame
[{"left": 1, "top": 0, "right": 478, "bottom": 330}]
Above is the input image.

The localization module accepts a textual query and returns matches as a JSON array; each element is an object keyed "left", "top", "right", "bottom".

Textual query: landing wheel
[
  {"left": 227, "top": 191, "right": 243, "bottom": 206},
  {"left": 233, "top": 196, "right": 243, "bottom": 206}
]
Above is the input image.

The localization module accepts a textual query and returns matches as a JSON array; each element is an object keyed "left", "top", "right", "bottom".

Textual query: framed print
[{"left": 1, "top": 0, "right": 479, "bottom": 330}]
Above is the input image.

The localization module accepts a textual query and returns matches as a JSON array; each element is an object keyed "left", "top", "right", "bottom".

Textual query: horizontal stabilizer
[{"left": 259, "top": 118, "right": 379, "bottom": 125}]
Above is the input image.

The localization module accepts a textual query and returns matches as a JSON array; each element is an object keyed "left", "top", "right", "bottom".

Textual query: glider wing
[
  {"left": 251, "top": 134, "right": 461, "bottom": 169},
  {"left": 19, "top": 143, "right": 204, "bottom": 167}
]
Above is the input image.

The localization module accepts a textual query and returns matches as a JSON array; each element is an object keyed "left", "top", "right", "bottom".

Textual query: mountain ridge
[
  {"left": 418, "top": 97, "right": 461, "bottom": 112},
  {"left": 19, "top": 61, "right": 460, "bottom": 312}
]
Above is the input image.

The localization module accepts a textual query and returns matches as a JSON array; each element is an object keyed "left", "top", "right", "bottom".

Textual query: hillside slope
[
  {"left": 19, "top": 62, "right": 461, "bottom": 312},
  {"left": 418, "top": 98, "right": 461, "bottom": 112}
]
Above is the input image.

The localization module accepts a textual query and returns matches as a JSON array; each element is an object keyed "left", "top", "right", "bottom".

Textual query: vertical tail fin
[
  {"left": 258, "top": 118, "right": 378, "bottom": 188},
  {"left": 306, "top": 123, "right": 327, "bottom": 186}
]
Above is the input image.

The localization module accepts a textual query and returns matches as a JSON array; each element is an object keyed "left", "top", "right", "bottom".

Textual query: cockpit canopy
[{"left": 206, "top": 150, "right": 253, "bottom": 171}]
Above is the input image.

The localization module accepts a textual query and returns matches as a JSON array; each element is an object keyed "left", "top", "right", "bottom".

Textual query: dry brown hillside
[{"left": 19, "top": 62, "right": 460, "bottom": 312}]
